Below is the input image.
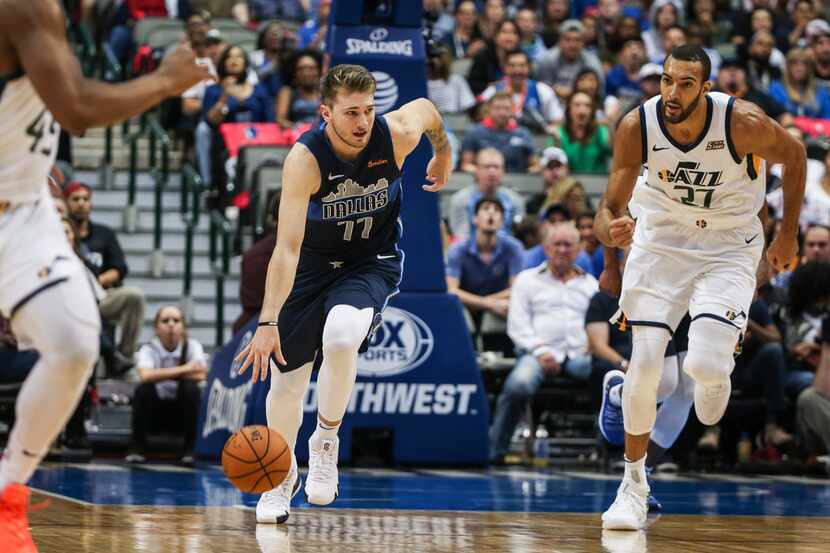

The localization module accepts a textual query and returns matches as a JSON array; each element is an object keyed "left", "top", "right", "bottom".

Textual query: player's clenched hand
[
  {"left": 158, "top": 45, "right": 215, "bottom": 97},
  {"left": 422, "top": 153, "right": 452, "bottom": 192},
  {"left": 607, "top": 216, "right": 635, "bottom": 247},
  {"left": 234, "top": 325, "right": 286, "bottom": 382},
  {"left": 766, "top": 234, "right": 798, "bottom": 273}
]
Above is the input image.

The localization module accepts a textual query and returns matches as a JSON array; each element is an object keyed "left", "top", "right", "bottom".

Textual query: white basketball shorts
[
  {"left": 616, "top": 213, "right": 764, "bottom": 335},
  {"left": 0, "top": 188, "right": 86, "bottom": 319}
]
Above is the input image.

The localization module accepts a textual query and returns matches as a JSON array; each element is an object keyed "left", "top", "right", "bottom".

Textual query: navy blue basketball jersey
[{"left": 296, "top": 116, "right": 402, "bottom": 261}]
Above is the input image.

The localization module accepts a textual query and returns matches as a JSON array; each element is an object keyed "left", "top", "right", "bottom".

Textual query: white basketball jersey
[
  {"left": 630, "top": 91, "right": 765, "bottom": 230},
  {"left": 0, "top": 73, "right": 60, "bottom": 202}
]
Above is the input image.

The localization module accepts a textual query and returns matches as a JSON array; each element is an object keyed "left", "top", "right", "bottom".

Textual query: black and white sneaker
[{"left": 256, "top": 457, "right": 301, "bottom": 524}]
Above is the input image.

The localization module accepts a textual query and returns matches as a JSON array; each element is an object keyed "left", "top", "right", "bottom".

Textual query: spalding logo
[
  {"left": 372, "top": 71, "right": 399, "bottom": 114},
  {"left": 358, "top": 307, "right": 434, "bottom": 377},
  {"left": 369, "top": 28, "right": 389, "bottom": 41}
]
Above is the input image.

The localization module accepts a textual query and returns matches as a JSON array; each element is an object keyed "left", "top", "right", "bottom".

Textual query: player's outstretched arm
[
  {"left": 731, "top": 100, "right": 806, "bottom": 272},
  {"left": 2, "top": 0, "right": 212, "bottom": 134},
  {"left": 594, "top": 109, "right": 643, "bottom": 248},
  {"left": 234, "top": 144, "right": 318, "bottom": 381},
  {"left": 384, "top": 98, "right": 452, "bottom": 192}
]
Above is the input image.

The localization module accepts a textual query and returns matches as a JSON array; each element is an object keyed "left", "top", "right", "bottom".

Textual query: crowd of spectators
[
  {"left": 419, "top": 0, "right": 830, "bottom": 471},
  {"left": 56, "top": 0, "right": 830, "bottom": 471}
]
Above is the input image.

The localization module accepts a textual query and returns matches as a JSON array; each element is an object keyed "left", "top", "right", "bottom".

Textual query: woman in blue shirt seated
[
  {"left": 768, "top": 48, "right": 830, "bottom": 119},
  {"left": 202, "top": 45, "right": 272, "bottom": 127},
  {"left": 199, "top": 45, "right": 272, "bottom": 202},
  {"left": 275, "top": 49, "right": 323, "bottom": 128}
]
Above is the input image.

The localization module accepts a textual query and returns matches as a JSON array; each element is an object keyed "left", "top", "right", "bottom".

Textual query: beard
[
  {"left": 329, "top": 118, "right": 369, "bottom": 150},
  {"left": 662, "top": 93, "right": 701, "bottom": 124}
]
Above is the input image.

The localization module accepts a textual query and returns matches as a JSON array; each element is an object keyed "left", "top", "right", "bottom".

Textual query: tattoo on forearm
[{"left": 425, "top": 126, "right": 449, "bottom": 154}]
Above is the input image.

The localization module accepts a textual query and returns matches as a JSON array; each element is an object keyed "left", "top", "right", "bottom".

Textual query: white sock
[
  {"left": 313, "top": 419, "right": 340, "bottom": 441},
  {"left": 609, "top": 383, "right": 623, "bottom": 407},
  {"left": 623, "top": 455, "right": 648, "bottom": 491}
]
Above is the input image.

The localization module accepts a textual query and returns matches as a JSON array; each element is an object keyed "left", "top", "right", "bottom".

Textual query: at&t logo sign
[
  {"left": 358, "top": 307, "right": 434, "bottom": 377},
  {"left": 372, "top": 71, "right": 399, "bottom": 114}
]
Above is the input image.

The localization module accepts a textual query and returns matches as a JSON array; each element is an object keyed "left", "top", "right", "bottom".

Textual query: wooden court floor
[{"left": 29, "top": 495, "right": 830, "bottom": 553}]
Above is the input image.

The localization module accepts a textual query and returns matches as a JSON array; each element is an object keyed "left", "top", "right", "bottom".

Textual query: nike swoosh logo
[
  {"left": 744, "top": 234, "right": 758, "bottom": 244},
  {"left": 652, "top": 145, "right": 670, "bottom": 152},
  {"left": 328, "top": 173, "right": 344, "bottom": 180},
  {"left": 377, "top": 254, "right": 396, "bottom": 260}
]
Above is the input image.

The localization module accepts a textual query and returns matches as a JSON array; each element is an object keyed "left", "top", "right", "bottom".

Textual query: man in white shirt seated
[
  {"left": 489, "top": 222, "right": 598, "bottom": 463},
  {"left": 126, "top": 306, "right": 208, "bottom": 466}
]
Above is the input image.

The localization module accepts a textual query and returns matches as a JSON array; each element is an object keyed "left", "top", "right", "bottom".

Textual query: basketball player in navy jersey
[
  {"left": 0, "top": 1, "right": 209, "bottom": 550},
  {"left": 235, "top": 64, "right": 451, "bottom": 523},
  {"left": 595, "top": 44, "right": 805, "bottom": 529}
]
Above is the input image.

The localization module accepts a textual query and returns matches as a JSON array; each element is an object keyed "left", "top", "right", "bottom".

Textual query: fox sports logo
[
  {"left": 372, "top": 71, "right": 398, "bottom": 114},
  {"left": 358, "top": 308, "right": 434, "bottom": 377}
]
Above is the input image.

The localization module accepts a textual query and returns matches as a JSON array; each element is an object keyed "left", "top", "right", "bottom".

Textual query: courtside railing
[
  {"left": 146, "top": 115, "right": 170, "bottom": 277},
  {"left": 180, "top": 163, "right": 204, "bottom": 322},
  {"left": 209, "top": 210, "right": 234, "bottom": 347}
]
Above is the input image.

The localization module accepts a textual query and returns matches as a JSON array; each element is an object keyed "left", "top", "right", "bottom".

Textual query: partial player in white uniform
[
  {"left": 0, "top": 2, "right": 210, "bottom": 549},
  {"left": 594, "top": 45, "right": 805, "bottom": 531}
]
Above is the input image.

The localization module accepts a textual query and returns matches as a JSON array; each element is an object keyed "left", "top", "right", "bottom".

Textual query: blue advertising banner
[
  {"left": 196, "top": 294, "right": 490, "bottom": 465},
  {"left": 194, "top": 317, "right": 258, "bottom": 458},
  {"left": 248, "top": 293, "right": 490, "bottom": 465}
]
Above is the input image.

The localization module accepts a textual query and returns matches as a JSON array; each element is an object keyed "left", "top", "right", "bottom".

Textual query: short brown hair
[
  {"left": 489, "top": 91, "right": 513, "bottom": 106},
  {"left": 321, "top": 64, "right": 376, "bottom": 106}
]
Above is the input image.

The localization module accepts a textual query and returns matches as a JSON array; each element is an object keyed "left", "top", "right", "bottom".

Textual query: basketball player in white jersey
[
  {"left": 594, "top": 44, "right": 805, "bottom": 530},
  {"left": 0, "top": 2, "right": 210, "bottom": 549}
]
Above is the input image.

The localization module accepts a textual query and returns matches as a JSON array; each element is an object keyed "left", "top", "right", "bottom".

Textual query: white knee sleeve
[
  {"left": 1, "top": 272, "right": 100, "bottom": 485},
  {"left": 266, "top": 362, "right": 313, "bottom": 451},
  {"left": 623, "top": 326, "right": 671, "bottom": 436},
  {"left": 322, "top": 305, "right": 375, "bottom": 355},
  {"left": 656, "top": 355, "right": 679, "bottom": 403},
  {"left": 683, "top": 319, "right": 738, "bottom": 387},
  {"left": 317, "top": 305, "right": 374, "bottom": 423}
]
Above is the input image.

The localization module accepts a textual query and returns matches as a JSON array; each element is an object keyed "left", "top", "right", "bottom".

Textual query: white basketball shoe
[
  {"left": 694, "top": 379, "right": 732, "bottom": 426},
  {"left": 305, "top": 434, "right": 339, "bottom": 505},
  {"left": 256, "top": 456, "right": 301, "bottom": 524},
  {"left": 602, "top": 479, "right": 649, "bottom": 530}
]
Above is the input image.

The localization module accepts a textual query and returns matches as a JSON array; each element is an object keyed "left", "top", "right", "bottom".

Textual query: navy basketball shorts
[{"left": 275, "top": 251, "right": 402, "bottom": 373}]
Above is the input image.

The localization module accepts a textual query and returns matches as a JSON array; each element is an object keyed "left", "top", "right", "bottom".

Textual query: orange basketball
[{"left": 222, "top": 425, "right": 291, "bottom": 494}]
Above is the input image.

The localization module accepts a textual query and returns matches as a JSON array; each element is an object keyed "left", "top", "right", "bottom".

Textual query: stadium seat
[
  {"left": 146, "top": 27, "right": 185, "bottom": 51},
  {"left": 445, "top": 113, "right": 471, "bottom": 134},
  {"left": 211, "top": 18, "right": 248, "bottom": 33},
  {"left": 134, "top": 17, "right": 182, "bottom": 46},
  {"left": 504, "top": 173, "right": 542, "bottom": 196},
  {"left": 574, "top": 174, "right": 609, "bottom": 197}
]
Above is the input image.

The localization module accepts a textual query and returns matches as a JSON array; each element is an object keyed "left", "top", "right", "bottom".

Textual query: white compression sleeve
[
  {"left": 316, "top": 305, "right": 374, "bottom": 425},
  {"left": 623, "top": 325, "right": 672, "bottom": 436}
]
